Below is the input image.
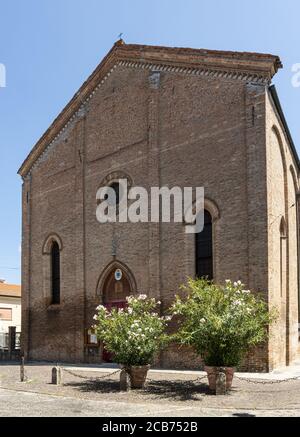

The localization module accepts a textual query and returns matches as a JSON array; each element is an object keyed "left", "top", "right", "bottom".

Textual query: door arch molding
[{"left": 96, "top": 260, "right": 137, "bottom": 302}]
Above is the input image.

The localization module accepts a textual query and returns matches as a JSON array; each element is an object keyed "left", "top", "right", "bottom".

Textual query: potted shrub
[
  {"left": 93, "top": 294, "right": 170, "bottom": 389},
  {"left": 170, "top": 278, "right": 277, "bottom": 392}
]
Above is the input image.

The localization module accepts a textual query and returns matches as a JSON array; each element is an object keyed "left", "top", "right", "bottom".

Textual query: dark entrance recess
[{"left": 102, "top": 269, "right": 132, "bottom": 362}]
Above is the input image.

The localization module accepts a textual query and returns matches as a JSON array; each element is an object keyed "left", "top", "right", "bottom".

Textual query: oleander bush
[
  {"left": 170, "top": 278, "right": 277, "bottom": 367},
  {"left": 93, "top": 294, "right": 171, "bottom": 366}
]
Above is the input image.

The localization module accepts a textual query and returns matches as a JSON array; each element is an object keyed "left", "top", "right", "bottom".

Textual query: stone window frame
[
  {"left": 42, "top": 234, "right": 63, "bottom": 311},
  {"left": 184, "top": 197, "right": 220, "bottom": 281}
]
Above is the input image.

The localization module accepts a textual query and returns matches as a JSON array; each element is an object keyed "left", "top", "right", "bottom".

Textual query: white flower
[
  {"left": 233, "top": 282, "right": 238, "bottom": 287},
  {"left": 138, "top": 294, "right": 147, "bottom": 300},
  {"left": 128, "top": 308, "right": 133, "bottom": 314},
  {"left": 126, "top": 296, "right": 134, "bottom": 303},
  {"left": 200, "top": 318, "right": 206, "bottom": 323},
  {"left": 130, "top": 321, "right": 139, "bottom": 328},
  {"left": 164, "top": 316, "right": 172, "bottom": 321},
  {"left": 225, "top": 279, "right": 231, "bottom": 284},
  {"left": 237, "top": 280, "right": 242, "bottom": 286},
  {"left": 242, "top": 289, "right": 250, "bottom": 294},
  {"left": 93, "top": 314, "right": 98, "bottom": 320},
  {"left": 157, "top": 301, "right": 161, "bottom": 305},
  {"left": 96, "top": 304, "right": 106, "bottom": 311}
]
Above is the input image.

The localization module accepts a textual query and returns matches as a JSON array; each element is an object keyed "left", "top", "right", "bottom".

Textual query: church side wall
[{"left": 266, "top": 91, "right": 299, "bottom": 369}]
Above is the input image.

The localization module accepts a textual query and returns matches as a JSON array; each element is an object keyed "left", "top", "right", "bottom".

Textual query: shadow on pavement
[
  {"left": 232, "top": 412, "right": 256, "bottom": 417},
  {"left": 63, "top": 378, "right": 237, "bottom": 402}
]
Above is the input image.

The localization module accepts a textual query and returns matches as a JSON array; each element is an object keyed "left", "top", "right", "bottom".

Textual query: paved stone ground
[
  {"left": 1, "top": 388, "right": 300, "bottom": 417},
  {"left": 1, "top": 362, "right": 300, "bottom": 417}
]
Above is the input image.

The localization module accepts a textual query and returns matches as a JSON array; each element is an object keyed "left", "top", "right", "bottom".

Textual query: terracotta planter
[
  {"left": 126, "top": 364, "right": 150, "bottom": 389},
  {"left": 204, "top": 366, "right": 235, "bottom": 391}
]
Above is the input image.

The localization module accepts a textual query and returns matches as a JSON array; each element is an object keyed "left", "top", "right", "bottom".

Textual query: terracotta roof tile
[{"left": 0, "top": 283, "right": 21, "bottom": 298}]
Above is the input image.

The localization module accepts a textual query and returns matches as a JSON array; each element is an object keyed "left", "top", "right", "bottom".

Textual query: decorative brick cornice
[
  {"left": 19, "top": 41, "right": 282, "bottom": 178},
  {"left": 117, "top": 59, "right": 271, "bottom": 84}
]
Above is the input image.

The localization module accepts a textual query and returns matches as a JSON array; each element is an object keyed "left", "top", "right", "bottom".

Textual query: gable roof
[
  {"left": 18, "top": 40, "right": 283, "bottom": 178},
  {"left": 0, "top": 282, "right": 21, "bottom": 298}
]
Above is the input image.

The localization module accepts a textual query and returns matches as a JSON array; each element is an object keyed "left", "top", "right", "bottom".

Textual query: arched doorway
[
  {"left": 103, "top": 268, "right": 132, "bottom": 308},
  {"left": 97, "top": 262, "right": 136, "bottom": 362}
]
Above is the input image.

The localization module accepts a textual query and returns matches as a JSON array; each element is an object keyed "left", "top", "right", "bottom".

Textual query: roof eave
[{"left": 0, "top": 294, "right": 21, "bottom": 298}]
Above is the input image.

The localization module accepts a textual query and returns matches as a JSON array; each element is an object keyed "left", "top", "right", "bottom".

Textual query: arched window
[
  {"left": 97, "top": 172, "right": 132, "bottom": 209},
  {"left": 196, "top": 209, "right": 213, "bottom": 279},
  {"left": 280, "top": 217, "right": 287, "bottom": 298},
  {"left": 51, "top": 241, "right": 60, "bottom": 304}
]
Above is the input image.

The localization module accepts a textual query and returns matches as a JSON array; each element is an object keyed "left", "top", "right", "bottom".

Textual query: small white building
[{"left": 0, "top": 280, "right": 21, "bottom": 336}]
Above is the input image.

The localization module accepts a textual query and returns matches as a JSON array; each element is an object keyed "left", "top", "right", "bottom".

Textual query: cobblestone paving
[{"left": 1, "top": 363, "right": 300, "bottom": 416}]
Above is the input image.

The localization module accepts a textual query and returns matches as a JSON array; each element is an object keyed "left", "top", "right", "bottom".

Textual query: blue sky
[{"left": 0, "top": 0, "right": 299, "bottom": 284}]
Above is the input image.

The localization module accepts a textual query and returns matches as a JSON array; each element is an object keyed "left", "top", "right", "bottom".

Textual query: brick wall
[
  {"left": 266, "top": 91, "right": 299, "bottom": 369},
  {"left": 20, "top": 54, "right": 299, "bottom": 371}
]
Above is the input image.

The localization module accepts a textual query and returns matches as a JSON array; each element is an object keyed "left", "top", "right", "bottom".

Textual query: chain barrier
[
  {"left": 61, "top": 366, "right": 300, "bottom": 386},
  {"left": 192, "top": 375, "right": 208, "bottom": 383},
  {"left": 235, "top": 375, "right": 300, "bottom": 385},
  {"left": 61, "top": 367, "right": 121, "bottom": 381},
  {"left": 146, "top": 374, "right": 208, "bottom": 383},
  {"left": 61, "top": 367, "right": 207, "bottom": 384},
  {"left": 147, "top": 373, "right": 300, "bottom": 385}
]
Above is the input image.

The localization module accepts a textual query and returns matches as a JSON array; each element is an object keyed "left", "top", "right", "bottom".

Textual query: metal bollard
[
  {"left": 51, "top": 366, "right": 62, "bottom": 385},
  {"left": 119, "top": 368, "right": 131, "bottom": 391},
  {"left": 8, "top": 327, "right": 16, "bottom": 361},
  {"left": 216, "top": 368, "right": 227, "bottom": 395},
  {"left": 20, "top": 356, "right": 26, "bottom": 382}
]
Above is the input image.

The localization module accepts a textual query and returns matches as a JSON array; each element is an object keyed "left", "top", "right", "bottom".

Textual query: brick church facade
[{"left": 19, "top": 41, "right": 300, "bottom": 371}]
